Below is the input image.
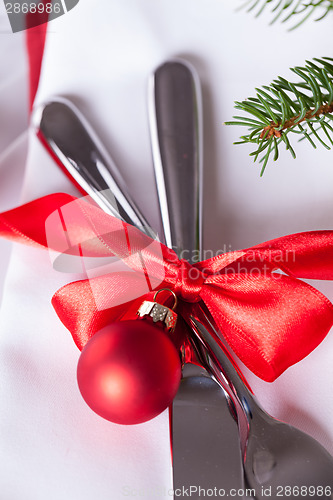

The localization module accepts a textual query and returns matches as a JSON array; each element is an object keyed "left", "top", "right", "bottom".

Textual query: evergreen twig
[
  {"left": 238, "top": 0, "right": 333, "bottom": 30},
  {"left": 225, "top": 57, "right": 333, "bottom": 175}
]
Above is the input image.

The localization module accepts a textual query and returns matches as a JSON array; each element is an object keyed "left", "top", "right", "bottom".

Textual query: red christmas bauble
[{"left": 77, "top": 320, "right": 181, "bottom": 425}]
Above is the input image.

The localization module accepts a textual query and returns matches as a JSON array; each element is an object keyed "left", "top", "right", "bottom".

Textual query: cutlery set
[{"left": 34, "top": 60, "right": 333, "bottom": 499}]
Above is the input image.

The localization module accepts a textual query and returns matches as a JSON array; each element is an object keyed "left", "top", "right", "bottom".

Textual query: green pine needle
[
  {"left": 238, "top": 0, "right": 333, "bottom": 30},
  {"left": 225, "top": 57, "right": 333, "bottom": 175}
]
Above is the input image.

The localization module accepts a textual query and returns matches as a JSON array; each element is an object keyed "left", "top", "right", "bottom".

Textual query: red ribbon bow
[{"left": 1, "top": 192, "right": 333, "bottom": 382}]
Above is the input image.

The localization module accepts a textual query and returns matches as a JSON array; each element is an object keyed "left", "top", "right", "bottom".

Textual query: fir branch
[
  {"left": 238, "top": 0, "right": 333, "bottom": 30},
  {"left": 225, "top": 57, "right": 333, "bottom": 175}
]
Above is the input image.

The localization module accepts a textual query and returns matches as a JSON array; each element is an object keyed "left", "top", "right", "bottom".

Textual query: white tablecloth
[{"left": 0, "top": 2, "right": 333, "bottom": 499}]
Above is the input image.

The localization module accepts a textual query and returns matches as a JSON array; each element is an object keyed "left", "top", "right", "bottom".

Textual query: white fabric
[{"left": 0, "top": 1, "right": 333, "bottom": 499}]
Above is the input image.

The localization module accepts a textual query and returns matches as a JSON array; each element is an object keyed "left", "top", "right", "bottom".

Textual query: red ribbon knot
[{"left": 174, "top": 259, "right": 205, "bottom": 303}]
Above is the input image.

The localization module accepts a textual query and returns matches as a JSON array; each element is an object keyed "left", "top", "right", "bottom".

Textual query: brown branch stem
[{"left": 260, "top": 101, "right": 333, "bottom": 139}]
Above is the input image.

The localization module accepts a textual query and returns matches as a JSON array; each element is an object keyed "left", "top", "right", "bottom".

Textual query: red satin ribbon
[{"left": 1, "top": 193, "right": 333, "bottom": 382}]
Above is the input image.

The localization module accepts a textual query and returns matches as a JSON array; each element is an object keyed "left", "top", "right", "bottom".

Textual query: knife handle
[
  {"left": 149, "top": 61, "right": 252, "bottom": 434},
  {"left": 33, "top": 98, "right": 152, "bottom": 234},
  {"left": 148, "top": 60, "right": 203, "bottom": 261}
]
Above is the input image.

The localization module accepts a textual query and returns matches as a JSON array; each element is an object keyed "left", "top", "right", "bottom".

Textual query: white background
[{"left": 0, "top": 1, "right": 333, "bottom": 499}]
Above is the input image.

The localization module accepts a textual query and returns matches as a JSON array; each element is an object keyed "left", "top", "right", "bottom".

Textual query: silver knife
[{"left": 148, "top": 60, "right": 245, "bottom": 497}]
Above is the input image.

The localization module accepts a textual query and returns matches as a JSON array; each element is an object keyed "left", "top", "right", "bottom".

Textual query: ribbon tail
[{"left": 0, "top": 193, "right": 76, "bottom": 248}]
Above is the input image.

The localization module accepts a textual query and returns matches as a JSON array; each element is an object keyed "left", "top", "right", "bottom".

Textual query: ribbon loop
[{"left": 174, "top": 259, "right": 205, "bottom": 303}]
